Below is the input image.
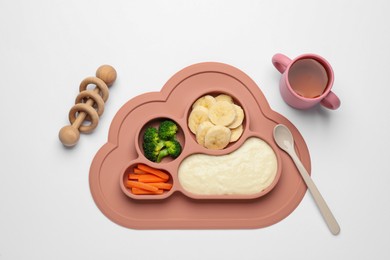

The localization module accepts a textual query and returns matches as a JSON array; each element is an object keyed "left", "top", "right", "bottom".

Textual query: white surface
[{"left": 1, "top": 0, "right": 389, "bottom": 259}]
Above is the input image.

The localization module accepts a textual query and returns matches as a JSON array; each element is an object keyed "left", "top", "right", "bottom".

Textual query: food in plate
[
  {"left": 204, "top": 125, "right": 231, "bottom": 149},
  {"left": 227, "top": 104, "right": 244, "bottom": 128},
  {"left": 208, "top": 101, "right": 236, "bottom": 126},
  {"left": 178, "top": 137, "right": 277, "bottom": 195},
  {"left": 126, "top": 164, "right": 173, "bottom": 195},
  {"left": 230, "top": 125, "right": 243, "bottom": 142},
  {"left": 195, "top": 121, "right": 214, "bottom": 146},
  {"left": 214, "top": 94, "right": 233, "bottom": 103},
  {"left": 188, "top": 94, "right": 245, "bottom": 149},
  {"left": 142, "top": 120, "right": 182, "bottom": 162},
  {"left": 191, "top": 94, "right": 216, "bottom": 109},
  {"left": 188, "top": 106, "right": 209, "bottom": 134}
]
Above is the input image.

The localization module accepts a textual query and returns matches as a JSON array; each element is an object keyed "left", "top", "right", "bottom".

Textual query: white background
[{"left": 1, "top": 0, "right": 389, "bottom": 259}]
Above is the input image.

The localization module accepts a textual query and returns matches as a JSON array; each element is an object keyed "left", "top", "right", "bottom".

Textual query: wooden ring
[
  {"left": 75, "top": 90, "right": 105, "bottom": 116},
  {"left": 79, "top": 77, "right": 109, "bottom": 102},
  {"left": 69, "top": 103, "right": 99, "bottom": 133}
]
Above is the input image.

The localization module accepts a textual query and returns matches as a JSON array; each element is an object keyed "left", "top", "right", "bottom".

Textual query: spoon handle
[{"left": 289, "top": 151, "right": 341, "bottom": 235}]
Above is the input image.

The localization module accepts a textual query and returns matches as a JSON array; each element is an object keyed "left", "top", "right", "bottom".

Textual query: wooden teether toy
[{"left": 59, "top": 65, "right": 117, "bottom": 147}]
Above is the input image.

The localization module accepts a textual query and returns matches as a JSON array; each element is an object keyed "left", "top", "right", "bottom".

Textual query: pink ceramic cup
[{"left": 272, "top": 53, "right": 340, "bottom": 110}]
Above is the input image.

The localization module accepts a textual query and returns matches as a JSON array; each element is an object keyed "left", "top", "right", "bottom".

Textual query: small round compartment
[
  {"left": 185, "top": 91, "right": 249, "bottom": 152},
  {"left": 120, "top": 160, "right": 175, "bottom": 200},
  {"left": 136, "top": 116, "right": 186, "bottom": 164}
]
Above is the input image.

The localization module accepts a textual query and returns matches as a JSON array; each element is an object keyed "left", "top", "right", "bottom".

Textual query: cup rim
[{"left": 285, "top": 53, "right": 335, "bottom": 101}]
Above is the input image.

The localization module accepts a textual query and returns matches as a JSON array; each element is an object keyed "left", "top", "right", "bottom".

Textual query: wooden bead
[
  {"left": 59, "top": 126, "right": 80, "bottom": 147},
  {"left": 96, "top": 65, "right": 117, "bottom": 87}
]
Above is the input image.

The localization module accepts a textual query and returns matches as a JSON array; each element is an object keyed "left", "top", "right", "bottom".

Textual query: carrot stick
[
  {"left": 131, "top": 188, "right": 163, "bottom": 195},
  {"left": 137, "top": 164, "right": 170, "bottom": 180},
  {"left": 128, "top": 174, "right": 140, "bottom": 180},
  {"left": 134, "top": 168, "right": 148, "bottom": 175},
  {"left": 126, "top": 180, "right": 159, "bottom": 192},
  {"left": 137, "top": 174, "right": 166, "bottom": 183},
  {"left": 148, "top": 182, "right": 173, "bottom": 190}
]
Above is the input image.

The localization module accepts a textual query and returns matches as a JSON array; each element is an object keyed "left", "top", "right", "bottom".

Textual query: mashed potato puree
[{"left": 178, "top": 137, "right": 278, "bottom": 195}]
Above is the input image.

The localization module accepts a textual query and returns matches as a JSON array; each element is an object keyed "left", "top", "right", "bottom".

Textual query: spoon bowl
[{"left": 273, "top": 124, "right": 295, "bottom": 152}]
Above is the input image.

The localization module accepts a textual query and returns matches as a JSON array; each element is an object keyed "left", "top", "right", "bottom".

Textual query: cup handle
[
  {"left": 320, "top": 91, "right": 341, "bottom": 110},
  {"left": 272, "top": 53, "right": 292, "bottom": 73}
]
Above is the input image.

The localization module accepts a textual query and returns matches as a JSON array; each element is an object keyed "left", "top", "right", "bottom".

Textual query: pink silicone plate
[{"left": 89, "top": 62, "right": 311, "bottom": 229}]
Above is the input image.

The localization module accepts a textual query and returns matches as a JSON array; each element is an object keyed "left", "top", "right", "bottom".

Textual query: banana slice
[
  {"left": 227, "top": 104, "right": 244, "bottom": 129},
  {"left": 204, "top": 125, "right": 231, "bottom": 150},
  {"left": 208, "top": 101, "right": 236, "bottom": 126},
  {"left": 188, "top": 106, "right": 210, "bottom": 134},
  {"left": 215, "top": 94, "right": 233, "bottom": 103},
  {"left": 230, "top": 125, "right": 243, "bottom": 142},
  {"left": 195, "top": 121, "right": 214, "bottom": 146},
  {"left": 192, "top": 95, "right": 216, "bottom": 109}
]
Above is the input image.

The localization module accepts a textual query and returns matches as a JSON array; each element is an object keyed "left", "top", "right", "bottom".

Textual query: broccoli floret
[
  {"left": 143, "top": 127, "right": 159, "bottom": 143},
  {"left": 156, "top": 140, "right": 182, "bottom": 162},
  {"left": 143, "top": 122, "right": 182, "bottom": 162},
  {"left": 158, "top": 120, "right": 178, "bottom": 140},
  {"left": 165, "top": 140, "right": 182, "bottom": 158},
  {"left": 143, "top": 140, "right": 165, "bottom": 162},
  {"left": 143, "top": 127, "right": 165, "bottom": 162}
]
